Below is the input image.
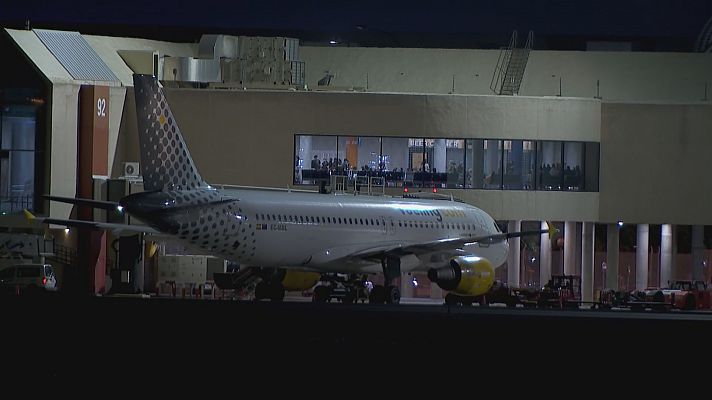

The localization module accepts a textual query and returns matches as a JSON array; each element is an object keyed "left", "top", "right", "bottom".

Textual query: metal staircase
[{"left": 490, "top": 31, "right": 534, "bottom": 95}]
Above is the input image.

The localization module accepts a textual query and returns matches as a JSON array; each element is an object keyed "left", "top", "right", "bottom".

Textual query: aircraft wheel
[
  {"left": 254, "top": 281, "right": 269, "bottom": 300},
  {"left": 312, "top": 286, "right": 330, "bottom": 303},
  {"left": 653, "top": 291, "right": 664, "bottom": 303},
  {"left": 385, "top": 285, "right": 400, "bottom": 304},
  {"left": 684, "top": 294, "right": 696, "bottom": 310},
  {"left": 343, "top": 290, "right": 356, "bottom": 304},
  {"left": 270, "top": 282, "right": 285, "bottom": 302},
  {"left": 445, "top": 293, "right": 459, "bottom": 306},
  {"left": 369, "top": 285, "right": 386, "bottom": 304}
]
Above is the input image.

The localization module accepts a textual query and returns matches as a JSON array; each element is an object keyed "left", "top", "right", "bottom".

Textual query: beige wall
[
  {"left": 301, "top": 46, "right": 712, "bottom": 103},
  {"left": 600, "top": 102, "right": 712, "bottom": 225},
  {"left": 107, "top": 86, "right": 126, "bottom": 178},
  {"left": 118, "top": 88, "right": 600, "bottom": 221},
  {"left": 453, "top": 190, "right": 599, "bottom": 222},
  {"left": 49, "top": 83, "right": 80, "bottom": 219},
  {"left": 523, "top": 51, "right": 712, "bottom": 102}
]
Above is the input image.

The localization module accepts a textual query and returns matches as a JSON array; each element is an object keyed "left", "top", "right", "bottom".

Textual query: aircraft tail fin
[{"left": 133, "top": 74, "right": 208, "bottom": 192}]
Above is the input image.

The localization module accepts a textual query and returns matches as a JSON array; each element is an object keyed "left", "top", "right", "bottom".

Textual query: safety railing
[
  {"left": 490, "top": 31, "right": 517, "bottom": 94},
  {"left": 0, "top": 195, "right": 34, "bottom": 214}
]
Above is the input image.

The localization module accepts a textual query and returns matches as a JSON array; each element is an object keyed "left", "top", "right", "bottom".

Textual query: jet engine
[{"left": 427, "top": 256, "right": 495, "bottom": 297}]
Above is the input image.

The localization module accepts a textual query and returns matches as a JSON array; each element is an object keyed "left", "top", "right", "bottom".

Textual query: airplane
[{"left": 25, "top": 74, "right": 556, "bottom": 304}]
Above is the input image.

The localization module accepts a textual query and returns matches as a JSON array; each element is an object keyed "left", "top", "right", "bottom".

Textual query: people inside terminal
[{"left": 294, "top": 135, "right": 598, "bottom": 192}]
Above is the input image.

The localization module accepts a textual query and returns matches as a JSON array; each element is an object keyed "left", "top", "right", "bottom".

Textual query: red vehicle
[{"left": 637, "top": 280, "right": 712, "bottom": 310}]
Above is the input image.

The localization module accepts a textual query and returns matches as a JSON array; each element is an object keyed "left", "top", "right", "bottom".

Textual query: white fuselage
[{"left": 194, "top": 189, "right": 508, "bottom": 274}]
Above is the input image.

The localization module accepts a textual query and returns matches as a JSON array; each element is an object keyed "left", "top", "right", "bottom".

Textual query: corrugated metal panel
[{"left": 34, "top": 29, "right": 119, "bottom": 82}]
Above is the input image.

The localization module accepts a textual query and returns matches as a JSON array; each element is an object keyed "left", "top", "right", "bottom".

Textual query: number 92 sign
[{"left": 97, "top": 98, "right": 107, "bottom": 117}]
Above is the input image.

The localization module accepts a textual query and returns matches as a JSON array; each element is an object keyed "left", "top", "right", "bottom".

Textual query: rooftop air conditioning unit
[{"left": 122, "top": 162, "right": 140, "bottom": 178}]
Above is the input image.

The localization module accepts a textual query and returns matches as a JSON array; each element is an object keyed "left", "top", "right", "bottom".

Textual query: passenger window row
[
  {"left": 256, "top": 213, "right": 385, "bottom": 226},
  {"left": 397, "top": 221, "right": 475, "bottom": 230},
  {"left": 254, "top": 213, "right": 476, "bottom": 231}
]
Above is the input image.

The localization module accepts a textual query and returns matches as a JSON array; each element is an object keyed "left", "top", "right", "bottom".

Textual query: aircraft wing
[
  {"left": 349, "top": 222, "right": 557, "bottom": 262},
  {"left": 23, "top": 210, "right": 160, "bottom": 236}
]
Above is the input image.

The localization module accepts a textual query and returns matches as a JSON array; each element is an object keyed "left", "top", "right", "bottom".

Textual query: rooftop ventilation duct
[
  {"left": 198, "top": 34, "right": 238, "bottom": 59},
  {"left": 162, "top": 57, "right": 221, "bottom": 83}
]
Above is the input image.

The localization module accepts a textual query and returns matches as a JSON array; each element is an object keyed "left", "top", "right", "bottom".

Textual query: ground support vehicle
[
  {"left": 597, "top": 289, "right": 674, "bottom": 311},
  {"left": 444, "top": 275, "right": 586, "bottom": 309},
  {"left": 312, "top": 273, "right": 370, "bottom": 303}
]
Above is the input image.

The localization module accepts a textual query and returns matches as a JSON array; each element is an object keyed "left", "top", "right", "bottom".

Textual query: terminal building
[{"left": 1, "top": 26, "right": 712, "bottom": 300}]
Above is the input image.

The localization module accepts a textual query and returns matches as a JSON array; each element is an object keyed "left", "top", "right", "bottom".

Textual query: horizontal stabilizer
[
  {"left": 43, "top": 195, "right": 120, "bottom": 210},
  {"left": 24, "top": 209, "right": 159, "bottom": 236}
]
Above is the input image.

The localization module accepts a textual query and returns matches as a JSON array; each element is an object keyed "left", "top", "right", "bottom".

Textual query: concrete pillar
[
  {"left": 660, "top": 224, "right": 673, "bottom": 287},
  {"left": 564, "top": 221, "right": 576, "bottom": 275},
  {"left": 511, "top": 141, "right": 523, "bottom": 175},
  {"left": 401, "top": 273, "right": 414, "bottom": 298},
  {"left": 575, "top": 222, "right": 583, "bottom": 276},
  {"left": 671, "top": 226, "right": 677, "bottom": 278},
  {"left": 300, "top": 135, "right": 312, "bottom": 165},
  {"left": 471, "top": 142, "right": 484, "bottom": 188},
  {"left": 507, "top": 220, "right": 521, "bottom": 287},
  {"left": 692, "top": 225, "right": 705, "bottom": 281},
  {"left": 540, "top": 221, "right": 552, "bottom": 287},
  {"left": 581, "top": 222, "right": 595, "bottom": 302},
  {"left": 606, "top": 224, "right": 620, "bottom": 290},
  {"left": 433, "top": 139, "right": 447, "bottom": 173},
  {"left": 636, "top": 224, "right": 649, "bottom": 290}
]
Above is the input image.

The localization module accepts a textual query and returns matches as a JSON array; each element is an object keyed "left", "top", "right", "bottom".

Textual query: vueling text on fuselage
[{"left": 397, "top": 208, "right": 466, "bottom": 222}]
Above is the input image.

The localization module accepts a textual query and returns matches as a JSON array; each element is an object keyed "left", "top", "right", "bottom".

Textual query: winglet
[
  {"left": 23, "top": 209, "right": 35, "bottom": 222},
  {"left": 546, "top": 221, "right": 557, "bottom": 238}
]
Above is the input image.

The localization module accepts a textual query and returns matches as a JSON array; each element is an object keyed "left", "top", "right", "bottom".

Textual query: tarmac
[{"left": 5, "top": 294, "right": 712, "bottom": 380}]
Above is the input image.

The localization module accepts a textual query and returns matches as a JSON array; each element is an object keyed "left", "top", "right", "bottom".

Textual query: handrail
[
  {"left": 490, "top": 31, "right": 518, "bottom": 94},
  {"left": 524, "top": 30, "right": 534, "bottom": 51}
]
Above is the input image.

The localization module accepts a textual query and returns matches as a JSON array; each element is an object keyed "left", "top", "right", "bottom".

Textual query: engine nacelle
[
  {"left": 427, "top": 256, "right": 495, "bottom": 297},
  {"left": 280, "top": 270, "right": 321, "bottom": 292}
]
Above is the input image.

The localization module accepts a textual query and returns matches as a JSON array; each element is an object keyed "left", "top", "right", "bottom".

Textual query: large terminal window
[
  {"left": 537, "top": 141, "right": 564, "bottom": 190},
  {"left": 465, "top": 139, "right": 502, "bottom": 189},
  {"left": 1, "top": 105, "right": 37, "bottom": 213},
  {"left": 445, "top": 140, "right": 465, "bottom": 189},
  {"left": 294, "top": 134, "right": 600, "bottom": 192},
  {"left": 502, "top": 140, "right": 536, "bottom": 190},
  {"left": 294, "top": 134, "right": 336, "bottom": 185},
  {"left": 382, "top": 137, "right": 408, "bottom": 186},
  {"left": 563, "top": 142, "right": 583, "bottom": 191}
]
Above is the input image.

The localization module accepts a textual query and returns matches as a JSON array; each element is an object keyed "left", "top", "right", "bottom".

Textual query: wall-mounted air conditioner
[{"left": 122, "top": 162, "right": 140, "bottom": 178}]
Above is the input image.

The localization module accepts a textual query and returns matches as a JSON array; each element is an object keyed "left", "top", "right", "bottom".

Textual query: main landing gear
[
  {"left": 368, "top": 256, "right": 401, "bottom": 305},
  {"left": 253, "top": 268, "right": 286, "bottom": 302},
  {"left": 254, "top": 280, "right": 285, "bottom": 302}
]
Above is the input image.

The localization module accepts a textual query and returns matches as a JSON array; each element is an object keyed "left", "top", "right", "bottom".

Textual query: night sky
[{"left": 3, "top": 0, "right": 712, "bottom": 50}]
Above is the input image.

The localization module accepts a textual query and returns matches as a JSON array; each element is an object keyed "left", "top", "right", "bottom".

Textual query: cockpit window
[{"left": 493, "top": 222, "right": 501, "bottom": 232}]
